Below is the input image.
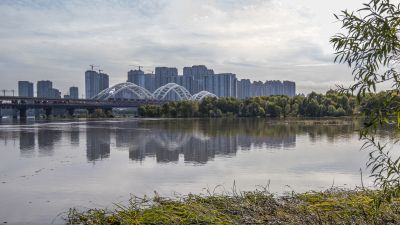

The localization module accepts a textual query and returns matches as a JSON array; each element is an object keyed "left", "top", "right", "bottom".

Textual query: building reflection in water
[
  {"left": 70, "top": 126, "right": 80, "bottom": 146},
  {"left": 0, "top": 129, "right": 18, "bottom": 147},
  {"left": 19, "top": 131, "right": 35, "bottom": 157},
  {"left": 124, "top": 119, "right": 302, "bottom": 164},
  {"left": 38, "top": 129, "right": 62, "bottom": 157},
  {"left": 86, "top": 124, "right": 111, "bottom": 162},
  {"left": 0, "top": 118, "right": 359, "bottom": 164},
  {"left": 16, "top": 126, "right": 75, "bottom": 158},
  {"left": 123, "top": 119, "right": 359, "bottom": 164}
]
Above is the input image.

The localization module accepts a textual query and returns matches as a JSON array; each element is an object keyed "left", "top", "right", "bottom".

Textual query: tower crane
[
  {"left": 89, "top": 64, "right": 99, "bottom": 71},
  {"left": 129, "top": 64, "right": 143, "bottom": 71},
  {"left": 0, "top": 89, "right": 15, "bottom": 96}
]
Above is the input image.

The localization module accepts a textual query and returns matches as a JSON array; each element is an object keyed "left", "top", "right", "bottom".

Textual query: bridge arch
[
  {"left": 153, "top": 83, "right": 192, "bottom": 100},
  {"left": 191, "top": 91, "right": 217, "bottom": 101},
  {"left": 93, "top": 82, "right": 154, "bottom": 100}
]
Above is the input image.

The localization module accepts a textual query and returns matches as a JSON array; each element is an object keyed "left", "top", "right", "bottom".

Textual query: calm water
[{"left": 0, "top": 118, "right": 394, "bottom": 224}]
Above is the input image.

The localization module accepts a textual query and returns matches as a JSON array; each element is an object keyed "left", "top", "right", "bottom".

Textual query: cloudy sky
[{"left": 0, "top": 0, "right": 367, "bottom": 95}]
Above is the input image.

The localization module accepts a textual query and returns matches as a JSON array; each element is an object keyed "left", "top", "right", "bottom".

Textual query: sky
[{"left": 0, "top": 0, "right": 368, "bottom": 95}]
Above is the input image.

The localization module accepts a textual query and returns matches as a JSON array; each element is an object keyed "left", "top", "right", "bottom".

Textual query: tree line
[{"left": 138, "top": 90, "right": 381, "bottom": 118}]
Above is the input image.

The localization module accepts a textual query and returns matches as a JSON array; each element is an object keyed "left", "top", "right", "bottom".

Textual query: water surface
[{"left": 0, "top": 118, "right": 391, "bottom": 224}]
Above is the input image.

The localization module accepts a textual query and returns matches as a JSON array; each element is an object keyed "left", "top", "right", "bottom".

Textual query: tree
[
  {"left": 331, "top": 0, "right": 400, "bottom": 204},
  {"left": 245, "top": 102, "right": 265, "bottom": 117},
  {"left": 138, "top": 105, "right": 161, "bottom": 117},
  {"left": 327, "top": 105, "right": 337, "bottom": 116},
  {"left": 177, "top": 101, "right": 199, "bottom": 117},
  {"left": 199, "top": 97, "right": 217, "bottom": 116},
  {"left": 305, "top": 98, "right": 320, "bottom": 117},
  {"left": 266, "top": 102, "right": 282, "bottom": 118}
]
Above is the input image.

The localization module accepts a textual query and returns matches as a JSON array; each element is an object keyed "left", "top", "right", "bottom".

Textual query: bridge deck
[{"left": 0, "top": 96, "right": 165, "bottom": 109}]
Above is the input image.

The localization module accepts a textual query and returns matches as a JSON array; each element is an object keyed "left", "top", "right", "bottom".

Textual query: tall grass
[{"left": 65, "top": 187, "right": 400, "bottom": 225}]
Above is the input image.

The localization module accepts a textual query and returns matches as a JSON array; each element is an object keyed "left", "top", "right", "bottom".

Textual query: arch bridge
[
  {"left": 94, "top": 82, "right": 154, "bottom": 100},
  {"left": 92, "top": 82, "right": 218, "bottom": 102},
  {"left": 153, "top": 83, "right": 193, "bottom": 101}
]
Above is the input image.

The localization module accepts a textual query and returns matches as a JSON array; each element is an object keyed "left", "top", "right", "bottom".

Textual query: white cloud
[{"left": 0, "top": 0, "right": 366, "bottom": 94}]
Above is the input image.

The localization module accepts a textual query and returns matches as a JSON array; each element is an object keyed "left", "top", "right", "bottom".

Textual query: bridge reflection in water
[{"left": 0, "top": 118, "right": 362, "bottom": 164}]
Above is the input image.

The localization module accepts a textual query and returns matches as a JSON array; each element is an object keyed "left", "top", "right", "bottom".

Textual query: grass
[{"left": 65, "top": 188, "right": 400, "bottom": 225}]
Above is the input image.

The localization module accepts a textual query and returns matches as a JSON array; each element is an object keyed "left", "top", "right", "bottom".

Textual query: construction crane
[
  {"left": 0, "top": 89, "right": 15, "bottom": 96},
  {"left": 89, "top": 64, "right": 99, "bottom": 71},
  {"left": 129, "top": 64, "right": 143, "bottom": 71},
  {"left": 129, "top": 65, "right": 148, "bottom": 70}
]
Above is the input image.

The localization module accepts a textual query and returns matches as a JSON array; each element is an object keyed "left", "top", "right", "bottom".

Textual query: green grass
[{"left": 65, "top": 188, "right": 400, "bottom": 225}]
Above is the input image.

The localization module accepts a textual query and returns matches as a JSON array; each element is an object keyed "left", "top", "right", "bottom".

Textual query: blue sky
[{"left": 0, "top": 0, "right": 367, "bottom": 95}]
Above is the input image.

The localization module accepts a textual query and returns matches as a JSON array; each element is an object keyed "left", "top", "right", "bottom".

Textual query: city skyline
[
  {"left": 0, "top": 0, "right": 368, "bottom": 95},
  {"left": 16, "top": 64, "right": 296, "bottom": 99}
]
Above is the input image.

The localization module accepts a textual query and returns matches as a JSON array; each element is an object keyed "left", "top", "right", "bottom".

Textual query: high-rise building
[
  {"left": 85, "top": 70, "right": 97, "bottom": 99},
  {"left": 127, "top": 69, "right": 145, "bottom": 87},
  {"left": 283, "top": 81, "right": 296, "bottom": 97},
  {"left": 51, "top": 88, "right": 61, "bottom": 99},
  {"left": 203, "top": 75, "right": 214, "bottom": 94},
  {"left": 144, "top": 73, "right": 156, "bottom": 92},
  {"left": 99, "top": 72, "right": 109, "bottom": 93},
  {"left": 252, "top": 81, "right": 267, "bottom": 96},
  {"left": 18, "top": 81, "right": 34, "bottom": 97},
  {"left": 183, "top": 65, "right": 214, "bottom": 77},
  {"left": 180, "top": 75, "right": 193, "bottom": 94},
  {"left": 237, "top": 79, "right": 251, "bottom": 99},
  {"left": 213, "top": 73, "right": 237, "bottom": 97},
  {"left": 85, "top": 70, "right": 109, "bottom": 99},
  {"left": 37, "top": 80, "right": 53, "bottom": 98},
  {"left": 237, "top": 79, "right": 296, "bottom": 98},
  {"left": 183, "top": 65, "right": 214, "bottom": 94},
  {"left": 266, "top": 80, "right": 283, "bottom": 96},
  {"left": 69, "top": 86, "right": 79, "bottom": 99},
  {"left": 155, "top": 67, "right": 178, "bottom": 88}
]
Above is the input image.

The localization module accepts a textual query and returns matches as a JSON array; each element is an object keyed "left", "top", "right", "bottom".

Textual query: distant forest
[{"left": 138, "top": 90, "right": 398, "bottom": 118}]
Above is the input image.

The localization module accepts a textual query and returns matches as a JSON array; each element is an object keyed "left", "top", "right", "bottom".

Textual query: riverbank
[{"left": 65, "top": 188, "right": 400, "bottom": 225}]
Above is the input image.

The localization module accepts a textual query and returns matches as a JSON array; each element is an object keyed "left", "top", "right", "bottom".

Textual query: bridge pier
[
  {"left": 104, "top": 108, "right": 113, "bottom": 117},
  {"left": 19, "top": 107, "right": 27, "bottom": 119},
  {"left": 34, "top": 109, "right": 40, "bottom": 118},
  {"left": 67, "top": 108, "right": 75, "bottom": 117},
  {"left": 45, "top": 107, "right": 52, "bottom": 119},
  {"left": 12, "top": 108, "right": 18, "bottom": 119},
  {"left": 87, "top": 108, "right": 95, "bottom": 116}
]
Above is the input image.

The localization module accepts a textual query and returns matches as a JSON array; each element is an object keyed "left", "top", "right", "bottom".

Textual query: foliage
[
  {"left": 139, "top": 91, "right": 359, "bottom": 118},
  {"left": 88, "top": 109, "right": 113, "bottom": 118},
  {"left": 138, "top": 105, "right": 161, "bottom": 117},
  {"left": 66, "top": 188, "right": 400, "bottom": 225},
  {"left": 363, "top": 136, "right": 400, "bottom": 207},
  {"left": 331, "top": 0, "right": 400, "bottom": 205}
]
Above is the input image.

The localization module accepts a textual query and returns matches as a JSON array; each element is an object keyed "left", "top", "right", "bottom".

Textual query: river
[{"left": 0, "top": 118, "right": 394, "bottom": 224}]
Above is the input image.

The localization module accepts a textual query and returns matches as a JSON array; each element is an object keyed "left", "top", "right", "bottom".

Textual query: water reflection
[
  {"left": 19, "top": 131, "right": 35, "bottom": 157},
  {"left": 86, "top": 126, "right": 111, "bottom": 162},
  {"left": 70, "top": 126, "right": 80, "bottom": 146},
  {"left": 124, "top": 119, "right": 353, "bottom": 163},
  {"left": 0, "top": 129, "right": 17, "bottom": 146},
  {"left": 2, "top": 118, "right": 399, "bottom": 225},
  {"left": 38, "top": 129, "right": 61, "bottom": 157},
  {"left": 0, "top": 118, "right": 370, "bottom": 164}
]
